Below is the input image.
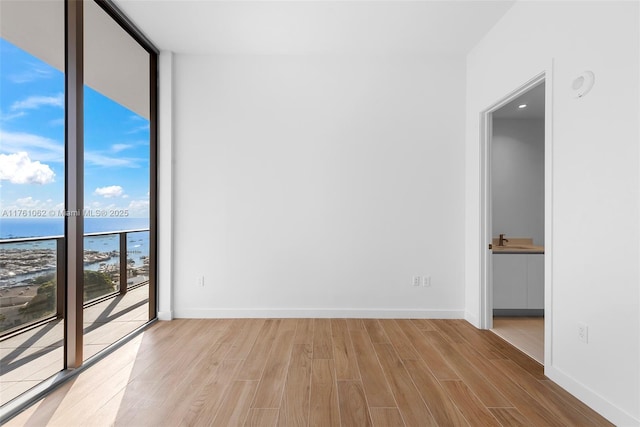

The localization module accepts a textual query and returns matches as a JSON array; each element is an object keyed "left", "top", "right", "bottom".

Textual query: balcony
[{"left": 0, "top": 230, "right": 151, "bottom": 406}]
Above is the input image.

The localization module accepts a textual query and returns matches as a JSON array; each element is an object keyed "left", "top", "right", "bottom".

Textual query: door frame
[{"left": 479, "top": 68, "right": 552, "bottom": 368}]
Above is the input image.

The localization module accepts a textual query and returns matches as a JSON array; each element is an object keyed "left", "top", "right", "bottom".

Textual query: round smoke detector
[{"left": 572, "top": 71, "right": 595, "bottom": 98}]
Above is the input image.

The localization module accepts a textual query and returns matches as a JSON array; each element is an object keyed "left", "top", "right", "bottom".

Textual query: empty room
[{"left": 0, "top": 0, "right": 638, "bottom": 425}]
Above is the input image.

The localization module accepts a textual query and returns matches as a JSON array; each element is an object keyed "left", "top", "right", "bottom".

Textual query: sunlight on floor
[
  {"left": 7, "top": 333, "right": 144, "bottom": 426},
  {"left": 0, "top": 284, "right": 149, "bottom": 406}
]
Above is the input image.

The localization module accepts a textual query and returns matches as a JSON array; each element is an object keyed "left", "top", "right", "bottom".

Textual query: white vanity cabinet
[
  {"left": 493, "top": 253, "right": 544, "bottom": 310},
  {"left": 526, "top": 254, "right": 544, "bottom": 309}
]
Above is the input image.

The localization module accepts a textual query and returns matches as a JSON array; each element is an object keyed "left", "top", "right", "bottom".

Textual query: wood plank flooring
[
  {"left": 6, "top": 318, "right": 612, "bottom": 426},
  {"left": 492, "top": 317, "right": 544, "bottom": 364}
]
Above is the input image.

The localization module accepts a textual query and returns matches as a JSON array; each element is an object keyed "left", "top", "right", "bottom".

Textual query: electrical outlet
[
  {"left": 412, "top": 276, "right": 421, "bottom": 287},
  {"left": 197, "top": 276, "right": 205, "bottom": 287},
  {"left": 578, "top": 322, "right": 588, "bottom": 343},
  {"left": 423, "top": 276, "right": 432, "bottom": 287}
]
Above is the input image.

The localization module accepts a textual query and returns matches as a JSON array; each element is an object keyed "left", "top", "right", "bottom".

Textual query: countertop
[{"left": 491, "top": 237, "right": 544, "bottom": 254}]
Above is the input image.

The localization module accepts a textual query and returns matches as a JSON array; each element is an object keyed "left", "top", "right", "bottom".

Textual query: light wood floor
[
  {"left": 492, "top": 317, "right": 544, "bottom": 364},
  {"left": 6, "top": 318, "right": 611, "bottom": 426}
]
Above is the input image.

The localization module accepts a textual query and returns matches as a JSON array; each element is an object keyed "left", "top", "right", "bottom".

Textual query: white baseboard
[
  {"left": 157, "top": 310, "right": 173, "bottom": 321},
  {"left": 464, "top": 311, "right": 480, "bottom": 328},
  {"left": 545, "top": 365, "right": 639, "bottom": 426},
  {"left": 173, "top": 308, "right": 465, "bottom": 319}
]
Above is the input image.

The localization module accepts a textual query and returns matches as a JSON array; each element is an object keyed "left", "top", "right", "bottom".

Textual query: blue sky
[{"left": 0, "top": 38, "right": 150, "bottom": 219}]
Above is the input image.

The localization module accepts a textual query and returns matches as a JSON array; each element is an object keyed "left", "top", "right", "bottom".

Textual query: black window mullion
[{"left": 148, "top": 52, "right": 158, "bottom": 320}]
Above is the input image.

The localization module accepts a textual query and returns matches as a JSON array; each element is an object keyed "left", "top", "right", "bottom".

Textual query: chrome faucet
[{"left": 499, "top": 234, "right": 509, "bottom": 246}]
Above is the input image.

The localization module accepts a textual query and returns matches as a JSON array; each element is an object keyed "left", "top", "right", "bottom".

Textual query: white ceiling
[
  {"left": 1, "top": 0, "right": 516, "bottom": 117},
  {"left": 493, "top": 82, "right": 545, "bottom": 120},
  {"left": 113, "top": 0, "right": 516, "bottom": 55}
]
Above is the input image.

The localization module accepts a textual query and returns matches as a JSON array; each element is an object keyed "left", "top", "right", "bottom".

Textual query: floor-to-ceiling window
[
  {"left": 82, "top": 0, "right": 154, "bottom": 361},
  {"left": 0, "top": 0, "right": 66, "bottom": 404},
  {"left": 0, "top": 0, "right": 157, "bottom": 414}
]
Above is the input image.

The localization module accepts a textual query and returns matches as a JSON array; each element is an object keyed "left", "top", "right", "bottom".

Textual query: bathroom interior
[{"left": 490, "top": 82, "right": 545, "bottom": 364}]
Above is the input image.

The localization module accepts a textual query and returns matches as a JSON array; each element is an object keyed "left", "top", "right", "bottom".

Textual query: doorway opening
[{"left": 480, "top": 74, "right": 547, "bottom": 365}]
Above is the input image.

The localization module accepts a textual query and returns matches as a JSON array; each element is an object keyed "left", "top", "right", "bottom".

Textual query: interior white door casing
[{"left": 478, "top": 72, "right": 546, "bottom": 331}]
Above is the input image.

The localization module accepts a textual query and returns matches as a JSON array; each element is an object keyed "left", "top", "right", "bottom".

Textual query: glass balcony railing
[{"left": 0, "top": 229, "right": 150, "bottom": 337}]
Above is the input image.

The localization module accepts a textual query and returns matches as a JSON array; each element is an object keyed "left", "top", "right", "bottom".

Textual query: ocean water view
[
  {"left": 0, "top": 218, "right": 151, "bottom": 285},
  {"left": 0, "top": 217, "right": 150, "bottom": 239}
]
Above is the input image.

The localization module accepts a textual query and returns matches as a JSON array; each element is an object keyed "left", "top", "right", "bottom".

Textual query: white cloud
[
  {"left": 94, "top": 185, "right": 124, "bottom": 198},
  {"left": 5, "top": 197, "right": 43, "bottom": 210},
  {"left": 85, "top": 152, "right": 143, "bottom": 168},
  {"left": 1, "top": 197, "right": 63, "bottom": 214},
  {"left": 0, "top": 130, "right": 64, "bottom": 163},
  {"left": 16, "top": 197, "right": 40, "bottom": 208},
  {"left": 127, "top": 124, "right": 150, "bottom": 134},
  {"left": 1, "top": 131, "right": 143, "bottom": 168},
  {"left": 77, "top": 197, "right": 149, "bottom": 217},
  {"left": 11, "top": 93, "right": 64, "bottom": 111},
  {"left": 8, "top": 64, "right": 55, "bottom": 84},
  {"left": 0, "top": 152, "right": 55, "bottom": 184},
  {"left": 15, "top": 197, "right": 49, "bottom": 209},
  {"left": 128, "top": 199, "right": 149, "bottom": 216},
  {"left": 111, "top": 143, "right": 133, "bottom": 153},
  {"left": 0, "top": 109, "right": 26, "bottom": 122}
]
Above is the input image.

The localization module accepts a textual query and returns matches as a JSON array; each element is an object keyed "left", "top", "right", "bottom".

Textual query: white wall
[
  {"left": 172, "top": 54, "right": 467, "bottom": 318},
  {"left": 157, "top": 51, "right": 174, "bottom": 320},
  {"left": 465, "top": 1, "right": 639, "bottom": 425},
  {"left": 492, "top": 118, "right": 544, "bottom": 245}
]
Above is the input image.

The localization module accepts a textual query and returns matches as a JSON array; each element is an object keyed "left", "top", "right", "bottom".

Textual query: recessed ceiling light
[{"left": 518, "top": 104, "right": 527, "bottom": 109}]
